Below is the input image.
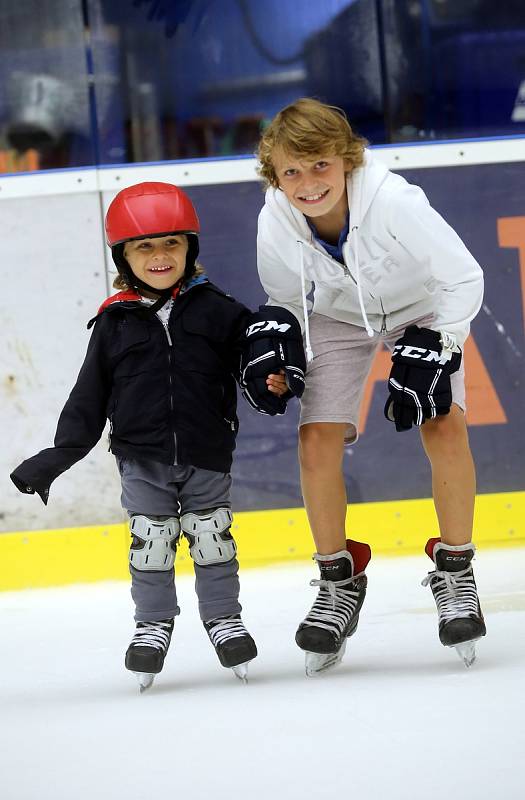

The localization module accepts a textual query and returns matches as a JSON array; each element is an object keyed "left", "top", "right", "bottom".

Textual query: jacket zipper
[{"left": 160, "top": 320, "right": 178, "bottom": 464}]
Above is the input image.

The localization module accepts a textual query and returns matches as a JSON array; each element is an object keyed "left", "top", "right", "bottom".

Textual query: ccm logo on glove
[
  {"left": 392, "top": 344, "right": 452, "bottom": 366},
  {"left": 246, "top": 320, "right": 291, "bottom": 337}
]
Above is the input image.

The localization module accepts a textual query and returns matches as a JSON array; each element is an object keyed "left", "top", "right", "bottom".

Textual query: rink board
[
  {"left": 0, "top": 490, "right": 523, "bottom": 591},
  {"left": 2, "top": 154, "right": 524, "bottom": 536}
]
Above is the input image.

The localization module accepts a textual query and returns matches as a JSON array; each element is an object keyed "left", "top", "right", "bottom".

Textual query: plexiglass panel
[
  {"left": 1, "top": 0, "right": 524, "bottom": 173},
  {"left": 382, "top": 0, "right": 525, "bottom": 142},
  {"left": 0, "top": 0, "right": 96, "bottom": 172},
  {"left": 87, "top": 0, "right": 525, "bottom": 160}
]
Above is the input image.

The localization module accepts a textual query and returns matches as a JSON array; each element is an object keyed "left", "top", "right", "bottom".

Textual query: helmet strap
[{"left": 148, "top": 290, "right": 174, "bottom": 314}]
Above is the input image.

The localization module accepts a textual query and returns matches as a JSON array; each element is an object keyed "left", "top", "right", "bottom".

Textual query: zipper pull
[{"left": 163, "top": 321, "right": 173, "bottom": 346}]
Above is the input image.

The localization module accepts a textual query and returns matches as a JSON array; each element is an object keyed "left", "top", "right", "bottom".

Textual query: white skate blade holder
[
  {"left": 134, "top": 672, "right": 155, "bottom": 693},
  {"left": 134, "top": 665, "right": 249, "bottom": 690},
  {"left": 305, "top": 640, "right": 348, "bottom": 677},
  {"left": 453, "top": 640, "right": 477, "bottom": 668},
  {"left": 232, "top": 662, "right": 250, "bottom": 683}
]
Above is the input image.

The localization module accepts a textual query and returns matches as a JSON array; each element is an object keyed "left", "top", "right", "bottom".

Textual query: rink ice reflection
[{"left": 0, "top": 548, "right": 524, "bottom": 800}]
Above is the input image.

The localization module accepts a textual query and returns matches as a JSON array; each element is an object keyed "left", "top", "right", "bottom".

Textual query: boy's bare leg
[
  {"left": 419, "top": 405, "right": 485, "bottom": 664},
  {"left": 299, "top": 422, "right": 349, "bottom": 554},
  {"left": 419, "top": 404, "right": 476, "bottom": 545},
  {"left": 297, "top": 422, "right": 370, "bottom": 674}
]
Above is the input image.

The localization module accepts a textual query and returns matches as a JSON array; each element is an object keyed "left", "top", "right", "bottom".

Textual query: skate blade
[
  {"left": 453, "top": 641, "right": 477, "bottom": 668},
  {"left": 232, "top": 662, "right": 250, "bottom": 683},
  {"left": 305, "top": 640, "right": 347, "bottom": 677},
  {"left": 134, "top": 672, "right": 155, "bottom": 692}
]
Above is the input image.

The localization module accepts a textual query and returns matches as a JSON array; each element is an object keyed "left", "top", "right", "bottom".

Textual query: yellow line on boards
[{"left": 0, "top": 491, "right": 523, "bottom": 591}]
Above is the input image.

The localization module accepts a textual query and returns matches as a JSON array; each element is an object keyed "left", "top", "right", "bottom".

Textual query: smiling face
[
  {"left": 123, "top": 234, "right": 189, "bottom": 295},
  {"left": 272, "top": 148, "right": 349, "bottom": 228}
]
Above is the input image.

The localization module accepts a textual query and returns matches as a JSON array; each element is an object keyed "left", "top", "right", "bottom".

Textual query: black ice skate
[
  {"left": 295, "top": 539, "right": 371, "bottom": 677},
  {"left": 422, "top": 538, "right": 486, "bottom": 667},
  {"left": 125, "top": 618, "right": 174, "bottom": 692},
  {"left": 204, "top": 614, "right": 257, "bottom": 682}
]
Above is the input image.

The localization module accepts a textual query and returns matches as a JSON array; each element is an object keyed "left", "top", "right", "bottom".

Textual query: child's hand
[{"left": 266, "top": 370, "right": 289, "bottom": 396}]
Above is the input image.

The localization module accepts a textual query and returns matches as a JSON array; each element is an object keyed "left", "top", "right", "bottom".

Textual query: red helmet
[
  {"left": 105, "top": 182, "right": 200, "bottom": 246},
  {"left": 105, "top": 182, "right": 201, "bottom": 293}
]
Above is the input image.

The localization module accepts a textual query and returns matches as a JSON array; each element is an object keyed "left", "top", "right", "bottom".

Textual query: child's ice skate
[
  {"left": 295, "top": 539, "right": 371, "bottom": 677},
  {"left": 204, "top": 614, "right": 257, "bottom": 682},
  {"left": 422, "top": 538, "right": 486, "bottom": 667},
  {"left": 125, "top": 618, "right": 174, "bottom": 692}
]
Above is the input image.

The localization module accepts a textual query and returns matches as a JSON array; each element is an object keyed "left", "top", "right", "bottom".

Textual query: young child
[
  {"left": 256, "top": 98, "right": 486, "bottom": 675},
  {"left": 10, "top": 181, "right": 304, "bottom": 691}
]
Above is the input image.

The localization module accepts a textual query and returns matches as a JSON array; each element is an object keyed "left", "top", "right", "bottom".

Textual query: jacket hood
[{"left": 88, "top": 274, "right": 210, "bottom": 329}]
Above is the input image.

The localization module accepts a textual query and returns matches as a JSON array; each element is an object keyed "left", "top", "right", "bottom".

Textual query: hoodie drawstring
[
  {"left": 297, "top": 226, "right": 374, "bottom": 361},
  {"left": 298, "top": 240, "right": 314, "bottom": 362},
  {"left": 351, "top": 224, "right": 374, "bottom": 338}
]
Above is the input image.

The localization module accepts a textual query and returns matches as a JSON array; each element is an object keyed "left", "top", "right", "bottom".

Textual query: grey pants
[{"left": 117, "top": 457, "right": 241, "bottom": 623}]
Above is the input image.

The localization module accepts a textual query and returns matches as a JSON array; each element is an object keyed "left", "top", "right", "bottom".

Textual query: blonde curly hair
[{"left": 258, "top": 98, "right": 367, "bottom": 189}]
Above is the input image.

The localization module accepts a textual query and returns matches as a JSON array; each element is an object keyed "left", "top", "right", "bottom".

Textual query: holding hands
[{"left": 240, "top": 306, "right": 306, "bottom": 415}]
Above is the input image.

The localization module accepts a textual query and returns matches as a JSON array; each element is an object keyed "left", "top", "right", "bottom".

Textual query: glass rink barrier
[{"left": 1, "top": 0, "right": 525, "bottom": 173}]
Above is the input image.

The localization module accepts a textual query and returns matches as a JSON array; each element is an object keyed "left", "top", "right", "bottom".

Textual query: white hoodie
[{"left": 257, "top": 150, "right": 484, "bottom": 358}]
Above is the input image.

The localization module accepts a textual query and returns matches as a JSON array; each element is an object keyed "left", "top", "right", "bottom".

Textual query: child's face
[
  {"left": 123, "top": 234, "right": 189, "bottom": 291},
  {"left": 272, "top": 148, "right": 348, "bottom": 221}
]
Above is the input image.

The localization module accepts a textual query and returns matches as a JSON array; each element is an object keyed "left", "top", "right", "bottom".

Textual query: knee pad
[
  {"left": 180, "top": 508, "right": 236, "bottom": 566},
  {"left": 129, "top": 515, "right": 180, "bottom": 572}
]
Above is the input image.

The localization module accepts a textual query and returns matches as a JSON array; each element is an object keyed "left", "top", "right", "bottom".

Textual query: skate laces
[
  {"left": 206, "top": 615, "right": 250, "bottom": 647},
  {"left": 422, "top": 567, "right": 479, "bottom": 623},
  {"left": 130, "top": 619, "right": 173, "bottom": 651},
  {"left": 305, "top": 576, "right": 362, "bottom": 635}
]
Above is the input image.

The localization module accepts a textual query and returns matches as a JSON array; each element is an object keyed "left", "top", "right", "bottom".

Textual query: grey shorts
[{"left": 299, "top": 313, "right": 466, "bottom": 444}]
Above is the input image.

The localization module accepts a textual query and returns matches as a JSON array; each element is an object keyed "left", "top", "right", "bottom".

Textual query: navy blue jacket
[{"left": 11, "top": 280, "right": 252, "bottom": 503}]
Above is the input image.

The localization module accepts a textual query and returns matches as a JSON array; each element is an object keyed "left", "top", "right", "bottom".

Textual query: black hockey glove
[
  {"left": 240, "top": 305, "right": 306, "bottom": 415},
  {"left": 384, "top": 325, "right": 462, "bottom": 432}
]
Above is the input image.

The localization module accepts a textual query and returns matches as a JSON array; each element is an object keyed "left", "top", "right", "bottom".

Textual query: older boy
[{"left": 257, "top": 98, "right": 486, "bottom": 675}]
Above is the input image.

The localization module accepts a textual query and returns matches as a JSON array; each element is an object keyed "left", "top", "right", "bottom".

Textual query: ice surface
[{"left": 1, "top": 549, "right": 524, "bottom": 800}]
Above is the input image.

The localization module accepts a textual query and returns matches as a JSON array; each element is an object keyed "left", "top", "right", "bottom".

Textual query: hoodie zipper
[
  {"left": 380, "top": 299, "right": 387, "bottom": 334},
  {"left": 308, "top": 235, "right": 356, "bottom": 285}
]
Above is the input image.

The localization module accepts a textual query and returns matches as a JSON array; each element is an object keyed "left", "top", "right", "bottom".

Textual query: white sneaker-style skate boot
[
  {"left": 125, "top": 618, "right": 174, "bottom": 692},
  {"left": 422, "top": 538, "right": 486, "bottom": 667},
  {"left": 204, "top": 614, "right": 257, "bottom": 682},
  {"left": 295, "top": 539, "right": 371, "bottom": 677}
]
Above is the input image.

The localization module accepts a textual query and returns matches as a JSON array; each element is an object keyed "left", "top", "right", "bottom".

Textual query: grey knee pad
[
  {"left": 180, "top": 508, "right": 236, "bottom": 566},
  {"left": 129, "top": 515, "right": 180, "bottom": 571}
]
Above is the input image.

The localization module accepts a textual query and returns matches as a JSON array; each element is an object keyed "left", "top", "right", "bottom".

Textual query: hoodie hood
[
  {"left": 263, "top": 150, "right": 390, "bottom": 351},
  {"left": 257, "top": 150, "right": 484, "bottom": 350}
]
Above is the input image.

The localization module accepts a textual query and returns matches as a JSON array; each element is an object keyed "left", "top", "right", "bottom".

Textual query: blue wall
[{"left": 183, "top": 163, "right": 525, "bottom": 511}]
